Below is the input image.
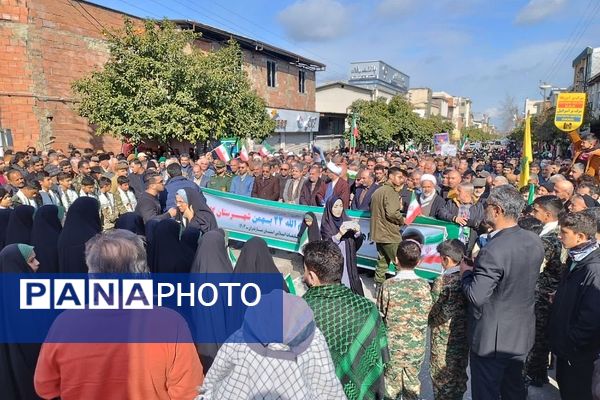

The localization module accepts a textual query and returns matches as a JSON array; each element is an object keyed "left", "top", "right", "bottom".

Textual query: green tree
[
  {"left": 388, "top": 96, "right": 424, "bottom": 146},
  {"left": 461, "top": 126, "right": 497, "bottom": 142},
  {"left": 72, "top": 19, "right": 274, "bottom": 145},
  {"left": 348, "top": 98, "right": 394, "bottom": 148}
]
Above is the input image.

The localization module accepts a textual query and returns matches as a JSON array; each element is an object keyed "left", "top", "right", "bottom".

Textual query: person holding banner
[
  {"left": 568, "top": 131, "right": 600, "bottom": 180},
  {"left": 321, "top": 197, "right": 364, "bottom": 296}
]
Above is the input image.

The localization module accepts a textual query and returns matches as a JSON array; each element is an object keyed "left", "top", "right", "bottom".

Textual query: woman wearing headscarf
[
  {"left": 0, "top": 208, "right": 13, "bottom": 249},
  {"left": 320, "top": 197, "right": 364, "bottom": 296},
  {"left": 190, "top": 229, "right": 234, "bottom": 371},
  {"left": 31, "top": 205, "right": 62, "bottom": 273},
  {"left": 175, "top": 187, "right": 217, "bottom": 234},
  {"left": 150, "top": 219, "right": 193, "bottom": 273},
  {"left": 297, "top": 212, "right": 321, "bottom": 251},
  {"left": 197, "top": 291, "right": 346, "bottom": 400},
  {"left": 57, "top": 197, "right": 101, "bottom": 273},
  {"left": 5, "top": 205, "right": 35, "bottom": 246},
  {"left": 114, "top": 212, "right": 145, "bottom": 235},
  {"left": 144, "top": 219, "right": 160, "bottom": 270},
  {"left": 0, "top": 244, "right": 43, "bottom": 400},
  {"left": 234, "top": 237, "right": 289, "bottom": 295}
]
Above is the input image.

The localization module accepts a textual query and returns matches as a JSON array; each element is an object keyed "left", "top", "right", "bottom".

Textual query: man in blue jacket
[
  {"left": 162, "top": 162, "right": 199, "bottom": 211},
  {"left": 230, "top": 160, "right": 254, "bottom": 197}
]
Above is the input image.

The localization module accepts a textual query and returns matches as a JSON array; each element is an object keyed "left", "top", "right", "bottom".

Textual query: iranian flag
[
  {"left": 228, "top": 246, "right": 237, "bottom": 267},
  {"left": 285, "top": 274, "right": 296, "bottom": 295},
  {"left": 347, "top": 170, "right": 358, "bottom": 180},
  {"left": 214, "top": 144, "right": 231, "bottom": 162},
  {"left": 259, "top": 142, "right": 274, "bottom": 157},
  {"left": 405, "top": 191, "right": 422, "bottom": 225},
  {"left": 460, "top": 137, "right": 469, "bottom": 152},
  {"left": 297, "top": 228, "right": 309, "bottom": 255},
  {"left": 237, "top": 138, "right": 249, "bottom": 162}
]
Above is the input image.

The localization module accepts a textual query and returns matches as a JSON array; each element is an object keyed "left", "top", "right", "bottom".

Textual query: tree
[
  {"left": 461, "top": 126, "right": 497, "bottom": 142},
  {"left": 348, "top": 98, "right": 394, "bottom": 148},
  {"left": 72, "top": 19, "right": 274, "bottom": 146},
  {"left": 388, "top": 96, "right": 424, "bottom": 146},
  {"left": 499, "top": 94, "right": 520, "bottom": 133}
]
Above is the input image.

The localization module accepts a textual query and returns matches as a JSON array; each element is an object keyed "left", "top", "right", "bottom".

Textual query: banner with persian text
[{"left": 202, "top": 188, "right": 460, "bottom": 279}]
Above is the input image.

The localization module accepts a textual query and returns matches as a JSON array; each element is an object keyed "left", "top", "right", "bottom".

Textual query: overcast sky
[{"left": 91, "top": 0, "right": 600, "bottom": 127}]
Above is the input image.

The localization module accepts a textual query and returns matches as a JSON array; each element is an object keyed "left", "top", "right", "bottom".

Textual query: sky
[{"left": 89, "top": 0, "right": 600, "bottom": 129}]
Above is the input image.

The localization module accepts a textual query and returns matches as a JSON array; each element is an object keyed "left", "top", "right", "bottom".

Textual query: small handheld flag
[
  {"left": 214, "top": 144, "right": 231, "bottom": 162},
  {"left": 259, "top": 142, "right": 274, "bottom": 157},
  {"left": 405, "top": 191, "right": 422, "bottom": 225}
]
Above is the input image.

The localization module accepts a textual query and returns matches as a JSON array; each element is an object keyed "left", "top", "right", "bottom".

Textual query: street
[{"left": 258, "top": 247, "right": 562, "bottom": 400}]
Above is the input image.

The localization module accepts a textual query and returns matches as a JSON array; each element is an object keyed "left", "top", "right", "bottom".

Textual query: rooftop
[{"left": 173, "top": 20, "right": 325, "bottom": 71}]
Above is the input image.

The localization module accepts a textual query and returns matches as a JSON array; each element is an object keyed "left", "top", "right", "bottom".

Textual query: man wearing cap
[
  {"left": 472, "top": 177, "right": 488, "bottom": 203},
  {"left": 324, "top": 161, "right": 350, "bottom": 208},
  {"left": 207, "top": 160, "right": 232, "bottom": 192},
  {"left": 137, "top": 152, "right": 148, "bottom": 169},
  {"left": 110, "top": 161, "right": 129, "bottom": 193}
]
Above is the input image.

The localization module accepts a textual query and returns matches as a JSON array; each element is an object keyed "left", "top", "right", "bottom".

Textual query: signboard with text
[
  {"left": 554, "top": 92, "right": 586, "bottom": 132},
  {"left": 267, "top": 108, "right": 320, "bottom": 133}
]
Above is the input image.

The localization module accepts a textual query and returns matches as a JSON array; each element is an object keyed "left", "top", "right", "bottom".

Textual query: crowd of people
[{"left": 0, "top": 134, "right": 599, "bottom": 400}]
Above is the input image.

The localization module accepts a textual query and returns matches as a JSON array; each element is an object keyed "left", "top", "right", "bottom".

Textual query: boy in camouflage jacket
[
  {"left": 429, "top": 239, "right": 469, "bottom": 400},
  {"left": 378, "top": 239, "right": 432, "bottom": 400}
]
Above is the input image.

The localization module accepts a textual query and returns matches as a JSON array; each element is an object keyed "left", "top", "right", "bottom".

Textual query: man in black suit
[
  {"left": 461, "top": 185, "right": 544, "bottom": 399},
  {"left": 351, "top": 169, "right": 378, "bottom": 211}
]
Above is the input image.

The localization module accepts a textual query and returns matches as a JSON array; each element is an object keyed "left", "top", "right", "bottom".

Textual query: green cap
[{"left": 17, "top": 244, "right": 34, "bottom": 262}]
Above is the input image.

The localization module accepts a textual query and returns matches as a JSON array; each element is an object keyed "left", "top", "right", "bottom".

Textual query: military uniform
[
  {"left": 207, "top": 173, "right": 232, "bottom": 192},
  {"left": 524, "top": 227, "right": 565, "bottom": 383},
  {"left": 429, "top": 267, "right": 469, "bottom": 400},
  {"left": 377, "top": 271, "right": 432, "bottom": 400},
  {"left": 98, "top": 192, "right": 117, "bottom": 231}
]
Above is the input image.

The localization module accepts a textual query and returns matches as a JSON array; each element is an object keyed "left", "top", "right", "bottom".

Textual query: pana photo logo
[{"left": 20, "top": 279, "right": 261, "bottom": 310}]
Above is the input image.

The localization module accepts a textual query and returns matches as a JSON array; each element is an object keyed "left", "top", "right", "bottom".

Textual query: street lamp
[{"left": 539, "top": 82, "right": 552, "bottom": 100}]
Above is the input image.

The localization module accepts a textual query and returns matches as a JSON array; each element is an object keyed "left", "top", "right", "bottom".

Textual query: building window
[
  {"left": 298, "top": 70, "right": 306, "bottom": 93},
  {"left": 267, "top": 60, "right": 276, "bottom": 87}
]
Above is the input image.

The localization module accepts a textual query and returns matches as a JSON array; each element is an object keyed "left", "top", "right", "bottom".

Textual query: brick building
[{"left": 0, "top": 0, "right": 324, "bottom": 153}]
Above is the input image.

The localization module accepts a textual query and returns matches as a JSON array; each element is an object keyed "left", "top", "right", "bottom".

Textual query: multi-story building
[
  {"left": 572, "top": 47, "right": 600, "bottom": 93},
  {"left": 0, "top": 0, "right": 324, "bottom": 153},
  {"left": 524, "top": 99, "right": 548, "bottom": 116},
  {"left": 431, "top": 91, "right": 453, "bottom": 120},
  {"left": 407, "top": 88, "right": 432, "bottom": 118},
  {"left": 347, "top": 61, "right": 409, "bottom": 96},
  {"left": 314, "top": 61, "right": 408, "bottom": 150}
]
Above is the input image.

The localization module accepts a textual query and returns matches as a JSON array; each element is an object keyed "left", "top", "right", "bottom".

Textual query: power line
[
  {"left": 206, "top": 0, "right": 349, "bottom": 74},
  {"left": 67, "top": 0, "right": 104, "bottom": 34},
  {"left": 544, "top": 0, "right": 600, "bottom": 83},
  {"left": 542, "top": 0, "right": 595, "bottom": 81}
]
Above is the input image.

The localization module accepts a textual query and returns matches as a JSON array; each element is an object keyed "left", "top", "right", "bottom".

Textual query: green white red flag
[
  {"left": 214, "top": 144, "right": 231, "bottom": 162},
  {"left": 405, "top": 191, "right": 422, "bottom": 225}
]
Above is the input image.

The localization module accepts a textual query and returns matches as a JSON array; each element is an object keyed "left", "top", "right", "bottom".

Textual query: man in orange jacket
[{"left": 568, "top": 131, "right": 600, "bottom": 181}]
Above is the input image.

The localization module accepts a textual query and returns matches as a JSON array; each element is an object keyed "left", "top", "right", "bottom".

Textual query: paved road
[{"left": 242, "top": 246, "right": 561, "bottom": 400}]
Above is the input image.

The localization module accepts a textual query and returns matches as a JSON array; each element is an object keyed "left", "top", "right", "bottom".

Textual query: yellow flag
[{"left": 519, "top": 116, "right": 532, "bottom": 188}]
